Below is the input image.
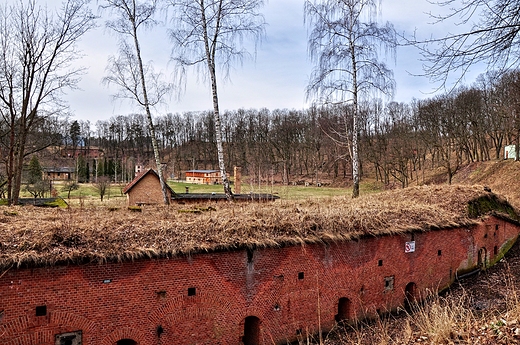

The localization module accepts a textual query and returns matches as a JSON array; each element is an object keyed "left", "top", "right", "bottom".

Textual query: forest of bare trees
[
  {"left": 3, "top": 0, "right": 520, "bottom": 200},
  {"left": 5, "top": 69, "right": 517, "bottom": 190}
]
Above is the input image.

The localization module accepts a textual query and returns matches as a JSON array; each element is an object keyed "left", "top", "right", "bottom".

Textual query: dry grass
[
  {"left": 0, "top": 184, "right": 516, "bottom": 269},
  {"left": 407, "top": 292, "right": 476, "bottom": 344}
]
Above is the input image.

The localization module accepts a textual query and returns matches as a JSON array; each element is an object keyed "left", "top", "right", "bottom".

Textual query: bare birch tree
[
  {"left": 305, "top": 0, "right": 396, "bottom": 198},
  {"left": 0, "top": 0, "right": 95, "bottom": 205},
  {"left": 102, "top": 0, "right": 172, "bottom": 204},
  {"left": 167, "top": 0, "right": 265, "bottom": 199}
]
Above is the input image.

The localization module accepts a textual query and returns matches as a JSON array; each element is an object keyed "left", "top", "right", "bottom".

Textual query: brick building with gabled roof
[{"left": 122, "top": 168, "right": 174, "bottom": 205}]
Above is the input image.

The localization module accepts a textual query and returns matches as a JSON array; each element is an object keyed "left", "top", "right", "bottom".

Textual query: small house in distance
[
  {"left": 186, "top": 169, "right": 220, "bottom": 184},
  {"left": 43, "top": 167, "right": 75, "bottom": 181},
  {"left": 123, "top": 169, "right": 174, "bottom": 205}
]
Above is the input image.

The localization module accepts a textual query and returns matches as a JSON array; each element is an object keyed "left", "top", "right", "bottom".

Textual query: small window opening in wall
[
  {"left": 187, "top": 287, "right": 196, "bottom": 296},
  {"left": 296, "top": 329, "right": 302, "bottom": 335},
  {"left": 438, "top": 250, "right": 442, "bottom": 256},
  {"left": 116, "top": 339, "right": 137, "bottom": 345},
  {"left": 378, "top": 259, "right": 383, "bottom": 266},
  {"left": 156, "top": 325, "right": 164, "bottom": 337},
  {"left": 36, "top": 305, "right": 47, "bottom": 316},
  {"left": 384, "top": 276, "right": 394, "bottom": 291},
  {"left": 298, "top": 272, "right": 304, "bottom": 280},
  {"left": 411, "top": 233, "right": 415, "bottom": 241},
  {"left": 484, "top": 233, "right": 488, "bottom": 239},
  {"left": 496, "top": 224, "right": 499, "bottom": 231},
  {"left": 494, "top": 246, "right": 498, "bottom": 255},
  {"left": 55, "top": 331, "right": 82, "bottom": 345}
]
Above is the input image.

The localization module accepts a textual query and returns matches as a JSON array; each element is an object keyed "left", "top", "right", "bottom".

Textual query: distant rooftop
[{"left": 186, "top": 170, "right": 219, "bottom": 173}]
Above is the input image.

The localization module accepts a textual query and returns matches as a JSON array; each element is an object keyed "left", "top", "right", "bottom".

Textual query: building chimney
[{"left": 234, "top": 166, "right": 242, "bottom": 194}]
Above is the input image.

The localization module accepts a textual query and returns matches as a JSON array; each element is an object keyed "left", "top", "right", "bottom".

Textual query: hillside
[{"left": 452, "top": 159, "right": 520, "bottom": 208}]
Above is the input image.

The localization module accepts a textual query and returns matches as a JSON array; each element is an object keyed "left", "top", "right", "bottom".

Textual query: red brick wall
[
  {"left": 126, "top": 174, "right": 170, "bottom": 205},
  {"left": 0, "top": 216, "right": 517, "bottom": 345}
]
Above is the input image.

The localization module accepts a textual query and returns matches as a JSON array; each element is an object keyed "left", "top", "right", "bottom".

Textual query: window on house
[
  {"left": 298, "top": 272, "right": 304, "bottom": 280},
  {"left": 378, "top": 259, "right": 383, "bottom": 266}
]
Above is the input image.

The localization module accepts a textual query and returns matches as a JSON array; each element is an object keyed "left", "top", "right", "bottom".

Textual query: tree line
[
  {"left": 37, "top": 69, "right": 517, "bottom": 189},
  {"left": 2, "top": 0, "right": 520, "bottom": 204}
]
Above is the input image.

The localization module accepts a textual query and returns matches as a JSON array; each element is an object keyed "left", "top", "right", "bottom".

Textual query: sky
[{"left": 59, "top": 0, "right": 485, "bottom": 123}]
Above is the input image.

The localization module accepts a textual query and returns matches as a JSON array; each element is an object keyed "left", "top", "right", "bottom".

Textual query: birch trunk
[
  {"left": 130, "top": 10, "right": 170, "bottom": 205},
  {"left": 350, "top": 40, "right": 360, "bottom": 198},
  {"left": 201, "top": 0, "right": 233, "bottom": 199}
]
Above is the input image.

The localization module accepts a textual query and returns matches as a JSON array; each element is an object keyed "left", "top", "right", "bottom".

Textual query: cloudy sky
[{"left": 61, "top": 0, "right": 484, "bottom": 123}]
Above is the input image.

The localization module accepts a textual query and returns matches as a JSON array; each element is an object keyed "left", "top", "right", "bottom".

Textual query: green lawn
[
  {"left": 168, "top": 180, "right": 384, "bottom": 199},
  {"left": 16, "top": 179, "right": 384, "bottom": 204}
]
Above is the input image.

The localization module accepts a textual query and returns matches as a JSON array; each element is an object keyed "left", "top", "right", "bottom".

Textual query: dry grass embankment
[{"left": 0, "top": 184, "right": 516, "bottom": 271}]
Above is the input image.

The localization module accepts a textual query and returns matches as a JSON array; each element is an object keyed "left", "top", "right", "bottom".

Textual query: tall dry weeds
[{"left": 406, "top": 291, "right": 476, "bottom": 343}]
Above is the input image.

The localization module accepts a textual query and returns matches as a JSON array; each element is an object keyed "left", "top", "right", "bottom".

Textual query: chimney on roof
[{"left": 234, "top": 166, "right": 242, "bottom": 194}]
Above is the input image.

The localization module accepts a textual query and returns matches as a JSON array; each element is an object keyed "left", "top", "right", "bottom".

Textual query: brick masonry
[
  {"left": 0, "top": 216, "right": 518, "bottom": 345},
  {"left": 124, "top": 170, "right": 172, "bottom": 206}
]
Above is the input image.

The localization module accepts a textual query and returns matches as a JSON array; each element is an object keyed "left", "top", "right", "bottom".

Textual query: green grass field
[{"left": 15, "top": 178, "right": 385, "bottom": 206}]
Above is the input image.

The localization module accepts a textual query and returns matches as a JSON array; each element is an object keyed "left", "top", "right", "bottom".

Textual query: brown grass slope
[
  {"left": 0, "top": 184, "right": 517, "bottom": 270},
  {"left": 453, "top": 159, "right": 520, "bottom": 207}
]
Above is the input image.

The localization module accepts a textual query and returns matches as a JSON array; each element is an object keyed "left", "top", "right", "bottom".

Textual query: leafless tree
[
  {"left": 0, "top": 0, "right": 95, "bottom": 205},
  {"left": 167, "top": 0, "right": 266, "bottom": 199},
  {"left": 305, "top": 0, "right": 396, "bottom": 197},
  {"left": 94, "top": 176, "right": 111, "bottom": 201},
  {"left": 102, "top": 0, "right": 172, "bottom": 204},
  {"left": 416, "top": 0, "right": 520, "bottom": 87}
]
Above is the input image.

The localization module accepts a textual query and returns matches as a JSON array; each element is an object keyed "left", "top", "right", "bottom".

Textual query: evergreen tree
[{"left": 27, "top": 156, "right": 43, "bottom": 184}]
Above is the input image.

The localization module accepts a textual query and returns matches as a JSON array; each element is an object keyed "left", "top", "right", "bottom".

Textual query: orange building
[{"left": 185, "top": 169, "right": 220, "bottom": 184}]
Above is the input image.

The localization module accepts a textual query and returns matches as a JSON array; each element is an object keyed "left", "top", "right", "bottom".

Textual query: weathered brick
[{"left": 0, "top": 216, "right": 516, "bottom": 344}]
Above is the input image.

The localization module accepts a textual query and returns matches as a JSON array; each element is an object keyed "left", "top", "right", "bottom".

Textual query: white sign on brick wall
[{"left": 405, "top": 241, "right": 415, "bottom": 253}]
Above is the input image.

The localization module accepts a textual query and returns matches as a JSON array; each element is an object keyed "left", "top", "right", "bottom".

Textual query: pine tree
[{"left": 27, "top": 156, "right": 43, "bottom": 184}]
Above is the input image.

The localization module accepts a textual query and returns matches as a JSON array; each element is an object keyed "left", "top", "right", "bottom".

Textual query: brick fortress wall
[{"left": 0, "top": 216, "right": 517, "bottom": 345}]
